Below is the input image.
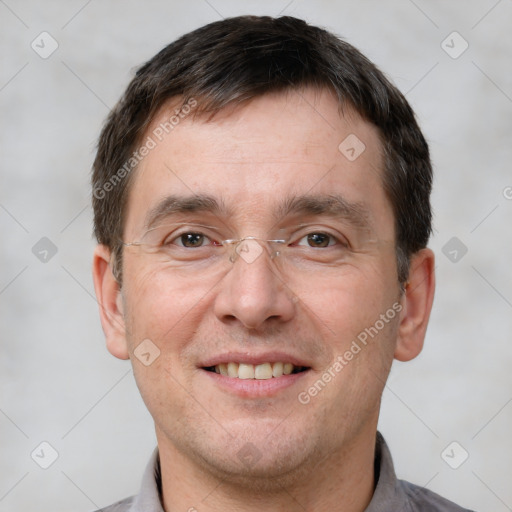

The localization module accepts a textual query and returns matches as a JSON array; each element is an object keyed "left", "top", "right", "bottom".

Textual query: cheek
[
  {"left": 294, "top": 259, "right": 399, "bottom": 345},
  {"left": 310, "top": 311, "right": 399, "bottom": 424},
  {"left": 122, "top": 268, "right": 212, "bottom": 421},
  {"left": 122, "top": 262, "right": 213, "bottom": 354}
]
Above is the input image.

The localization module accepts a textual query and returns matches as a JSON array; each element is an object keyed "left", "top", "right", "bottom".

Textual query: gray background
[{"left": 1, "top": 0, "right": 511, "bottom": 510}]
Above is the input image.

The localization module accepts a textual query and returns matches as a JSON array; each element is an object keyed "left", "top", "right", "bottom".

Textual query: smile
[{"left": 203, "top": 362, "right": 309, "bottom": 379}]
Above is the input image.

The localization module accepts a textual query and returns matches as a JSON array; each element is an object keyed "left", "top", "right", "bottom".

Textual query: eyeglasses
[{"left": 119, "top": 222, "right": 385, "bottom": 279}]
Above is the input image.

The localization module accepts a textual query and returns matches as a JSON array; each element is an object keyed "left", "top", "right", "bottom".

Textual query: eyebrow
[
  {"left": 144, "top": 193, "right": 372, "bottom": 232},
  {"left": 144, "top": 194, "right": 231, "bottom": 230},
  {"left": 276, "top": 194, "right": 372, "bottom": 230}
]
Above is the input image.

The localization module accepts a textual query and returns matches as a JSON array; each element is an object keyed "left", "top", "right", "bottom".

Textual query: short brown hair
[{"left": 92, "top": 15, "right": 432, "bottom": 284}]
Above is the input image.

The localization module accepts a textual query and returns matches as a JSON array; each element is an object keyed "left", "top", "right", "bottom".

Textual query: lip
[
  {"left": 201, "top": 367, "right": 310, "bottom": 398},
  {"left": 199, "top": 351, "right": 311, "bottom": 368},
  {"left": 198, "top": 351, "right": 312, "bottom": 399}
]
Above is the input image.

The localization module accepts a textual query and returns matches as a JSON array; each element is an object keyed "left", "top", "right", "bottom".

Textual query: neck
[{"left": 157, "top": 427, "right": 377, "bottom": 512}]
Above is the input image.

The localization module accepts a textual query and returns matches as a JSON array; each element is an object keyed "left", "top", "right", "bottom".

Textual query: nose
[{"left": 213, "top": 239, "right": 296, "bottom": 330}]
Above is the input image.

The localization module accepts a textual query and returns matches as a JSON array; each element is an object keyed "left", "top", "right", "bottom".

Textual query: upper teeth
[{"left": 214, "top": 362, "right": 296, "bottom": 379}]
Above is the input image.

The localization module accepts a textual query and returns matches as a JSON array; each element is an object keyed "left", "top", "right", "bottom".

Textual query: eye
[
  {"left": 171, "top": 232, "right": 212, "bottom": 248},
  {"left": 296, "top": 232, "right": 338, "bottom": 248}
]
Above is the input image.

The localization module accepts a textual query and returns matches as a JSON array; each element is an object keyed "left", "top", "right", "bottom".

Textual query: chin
[
  {"left": 207, "top": 450, "right": 315, "bottom": 491},
  {"left": 193, "top": 424, "right": 321, "bottom": 489}
]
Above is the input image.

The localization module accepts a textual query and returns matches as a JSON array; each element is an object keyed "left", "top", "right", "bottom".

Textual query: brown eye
[
  {"left": 178, "top": 233, "right": 206, "bottom": 247},
  {"left": 307, "top": 233, "right": 331, "bottom": 247}
]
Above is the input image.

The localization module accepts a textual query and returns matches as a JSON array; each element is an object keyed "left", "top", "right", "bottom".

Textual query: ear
[
  {"left": 92, "top": 244, "right": 129, "bottom": 360},
  {"left": 394, "top": 248, "right": 435, "bottom": 362}
]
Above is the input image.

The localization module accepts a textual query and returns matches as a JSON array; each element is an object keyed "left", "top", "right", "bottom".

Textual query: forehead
[{"left": 124, "top": 87, "right": 392, "bottom": 237}]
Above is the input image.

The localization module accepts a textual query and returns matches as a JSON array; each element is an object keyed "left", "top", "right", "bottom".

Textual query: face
[{"left": 108, "top": 88, "right": 407, "bottom": 482}]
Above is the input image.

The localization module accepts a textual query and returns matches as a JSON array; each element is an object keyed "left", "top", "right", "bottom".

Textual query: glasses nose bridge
[{"left": 226, "top": 236, "right": 284, "bottom": 264}]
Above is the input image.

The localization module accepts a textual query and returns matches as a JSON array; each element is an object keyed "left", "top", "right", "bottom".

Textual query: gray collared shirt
[{"left": 94, "top": 433, "right": 475, "bottom": 511}]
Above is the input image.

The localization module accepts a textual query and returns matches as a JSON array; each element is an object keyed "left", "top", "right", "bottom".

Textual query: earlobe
[
  {"left": 394, "top": 248, "right": 435, "bottom": 362},
  {"left": 92, "top": 245, "right": 130, "bottom": 360}
]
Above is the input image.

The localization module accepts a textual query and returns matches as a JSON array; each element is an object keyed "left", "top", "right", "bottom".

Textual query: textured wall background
[{"left": 1, "top": 1, "right": 511, "bottom": 510}]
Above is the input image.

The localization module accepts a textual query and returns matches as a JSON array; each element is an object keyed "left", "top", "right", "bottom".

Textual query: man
[{"left": 91, "top": 15, "right": 474, "bottom": 512}]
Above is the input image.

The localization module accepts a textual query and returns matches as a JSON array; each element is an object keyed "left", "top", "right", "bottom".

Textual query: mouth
[
  {"left": 202, "top": 362, "right": 309, "bottom": 379},
  {"left": 199, "top": 352, "right": 312, "bottom": 397}
]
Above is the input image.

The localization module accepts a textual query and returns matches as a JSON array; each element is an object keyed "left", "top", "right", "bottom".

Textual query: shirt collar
[
  {"left": 365, "top": 431, "right": 408, "bottom": 511},
  {"left": 130, "top": 432, "right": 404, "bottom": 511},
  {"left": 130, "top": 448, "right": 164, "bottom": 511}
]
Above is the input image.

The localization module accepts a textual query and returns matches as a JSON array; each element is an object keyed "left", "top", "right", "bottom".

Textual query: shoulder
[
  {"left": 92, "top": 496, "right": 135, "bottom": 512},
  {"left": 399, "top": 479, "right": 476, "bottom": 511}
]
